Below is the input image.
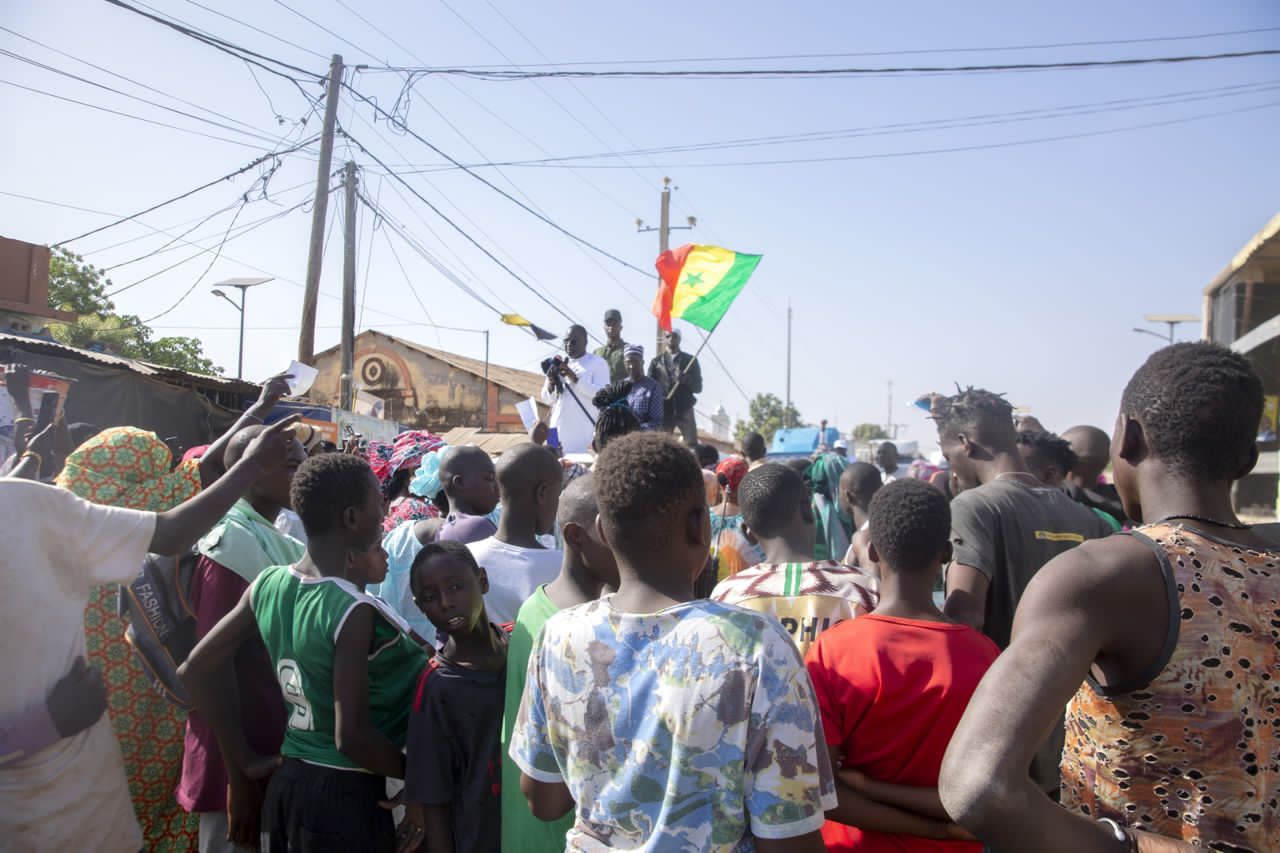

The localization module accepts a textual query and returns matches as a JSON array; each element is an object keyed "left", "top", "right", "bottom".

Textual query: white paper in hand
[
  {"left": 285, "top": 360, "right": 318, "bottom": 396},
  {"left": 515, "top": 397, "right": 540, "bottom": 431}
]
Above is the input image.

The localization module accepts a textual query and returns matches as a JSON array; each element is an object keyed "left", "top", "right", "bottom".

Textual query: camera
[{"left": 540, "top": 355, "right": 567, "bottom": 394}]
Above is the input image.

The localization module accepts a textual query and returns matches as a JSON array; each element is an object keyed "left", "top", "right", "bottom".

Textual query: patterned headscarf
[
  {"left": 57, "top": 426, "right": 202, "bottom": 512},
  {"left": 367, "top": 430, "right": 446, "bottom": 494},
  {"left": 715, "top": 457, "right": 749, "bottom": 496}
]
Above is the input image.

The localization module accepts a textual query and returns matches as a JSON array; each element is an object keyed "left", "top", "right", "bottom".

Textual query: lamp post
[
  {"left": 211, "top": 277, "right": 273, "bottom": 379},
  {"left": 1133, "top": 313, "right": 1199, "bottom": 345}
]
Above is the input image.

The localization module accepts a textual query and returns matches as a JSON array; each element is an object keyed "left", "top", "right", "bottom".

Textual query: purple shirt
[
  {"left": 177, "top": 556, "right": 287, "bottom": 813},
  {"left": 435, "top": 513, "right": 498, "bottom": 545}
]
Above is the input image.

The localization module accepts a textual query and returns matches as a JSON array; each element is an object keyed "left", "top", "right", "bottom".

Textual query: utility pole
[
  {"left": 785, "top": 301, "right": 792, "bottom": 429},
  {"left": 339, "top": 161, "right": 357, "bottom": 410},
  {"left": 886, "top": 379, "right": 893, "bottom": 437},
  {"left": 636, "top": 177, "right": 695, "bottom": 355},
  {"left": 297, "top": 54, "right": 343, "bottom": 365}
]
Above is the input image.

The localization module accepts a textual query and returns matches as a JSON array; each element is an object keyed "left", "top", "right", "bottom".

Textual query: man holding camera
[{"left": 539, "top": 324, "right": 610, "bottom": 455}]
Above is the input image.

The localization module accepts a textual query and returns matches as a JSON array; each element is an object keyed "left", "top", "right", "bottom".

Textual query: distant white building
[{"left": 711, "top": 404, "right": 731, "bottom": 441}]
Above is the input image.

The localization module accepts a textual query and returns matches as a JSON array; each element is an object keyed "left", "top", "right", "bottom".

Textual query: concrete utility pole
[
  {"left": 636, "top": 177, "right": 695, "bottom": 355},
  {"left": 297, "top": 54, "right": 344, "bottom": 365},
  {"left": 339, "top": 161, "right": 357, "bottom": 410}
]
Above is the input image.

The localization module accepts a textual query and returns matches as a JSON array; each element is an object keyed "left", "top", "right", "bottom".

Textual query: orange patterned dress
[
  {"left": 1060, "top": 522, "right": 1280, "bottom": 850},
  {"left": 57, "top": 428, "right": 204, "bottom": 851}
]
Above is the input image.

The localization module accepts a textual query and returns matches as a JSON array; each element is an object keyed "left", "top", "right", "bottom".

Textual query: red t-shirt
[{"left": 805, "top": 614, "right": 999, "bottom": 851}]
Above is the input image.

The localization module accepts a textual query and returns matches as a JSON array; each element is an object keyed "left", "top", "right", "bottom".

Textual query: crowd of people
[{"left": 0, "top": 334, "right": 1276, "bottom": 853}]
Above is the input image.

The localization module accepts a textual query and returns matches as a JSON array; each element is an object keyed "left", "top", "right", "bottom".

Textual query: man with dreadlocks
[{"left": 929, "top": 386, "right": 1111, "bottom": 798}]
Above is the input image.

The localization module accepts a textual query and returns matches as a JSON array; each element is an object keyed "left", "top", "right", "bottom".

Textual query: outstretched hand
[
  {"left": 24, "top": 423, "right": 57, "bottom": 459},
  {"left": 240, "top": 414, "right": 302, "bottom": 472},
  {"left": 47, "top": 656, "right": 107, "bottom": 738},
  {"left": 254, "top": 372, "right": 294, "bottom": 411}
]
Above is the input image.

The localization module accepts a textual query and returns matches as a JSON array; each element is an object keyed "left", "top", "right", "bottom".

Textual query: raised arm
[
  {"left": 333, "top": 603, "right": 407, "bottom": 779},
  {"left": 199, "top": 373, "right": 292, "bottom": 485},
  {"left": 150, "top": 415, "right": 298, "bottom": 555}
]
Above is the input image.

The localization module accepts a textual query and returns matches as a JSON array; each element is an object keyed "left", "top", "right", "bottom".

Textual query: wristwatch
[{"left": 1098, "top": 818, "right": 1138, "bottom": 852}]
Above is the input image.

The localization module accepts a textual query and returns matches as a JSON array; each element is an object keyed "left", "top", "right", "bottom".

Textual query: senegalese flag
[
  {"left": 652, "top": 244, "right": 761, "bottom": 332},
  {"left": 500, "top": 313, "right": 556, "bottom": 341}
]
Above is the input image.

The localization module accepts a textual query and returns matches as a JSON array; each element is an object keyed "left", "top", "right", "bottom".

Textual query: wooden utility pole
[
  {"left": 636, "top": 177, "right": 695, "bottom": 355},
  {"left": 785, "top": 300, "right": 792, "bottom": 428},
  {"left": 297, "top": 54, "right": 343, "bottom": 365},
  {"left": 339, "top": 161, "right": 357, "bottom": 410}
]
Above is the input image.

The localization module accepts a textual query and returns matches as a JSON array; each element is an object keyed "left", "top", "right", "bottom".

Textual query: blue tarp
[{"left": 768, "top": 426, "right": 841, "bottom": 457}]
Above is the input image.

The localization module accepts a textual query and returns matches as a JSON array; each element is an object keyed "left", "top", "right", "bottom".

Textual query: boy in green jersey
[
  {"left": 180, "top": 453, "right": 429, "bottom": 853},
  {"left": 499, "top": 473, "right": 619, "bottom": 852}
]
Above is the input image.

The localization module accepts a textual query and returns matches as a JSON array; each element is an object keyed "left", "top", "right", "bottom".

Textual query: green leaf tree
[
  {"left": 47, "top": 249, "right": 221, "bottom": 375},
  {"left": 733, "top": 393, "right": 804, "bottom": 445},
  {"left": 851, "top": 422, "right": 890, "bottom": 442}
]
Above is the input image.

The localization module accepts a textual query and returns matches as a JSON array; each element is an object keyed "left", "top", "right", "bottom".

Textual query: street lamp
[
  {"left": 1133, "top": 313, "right": 1199, "bottom": 345},
  {"left": 211, "top": 276, "right": 273, "bottom": 379}
]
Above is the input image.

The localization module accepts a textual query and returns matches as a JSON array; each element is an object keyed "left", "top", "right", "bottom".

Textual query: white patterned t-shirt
[{"left": 509, "top": 596, "right": 836, "bottom": 851}]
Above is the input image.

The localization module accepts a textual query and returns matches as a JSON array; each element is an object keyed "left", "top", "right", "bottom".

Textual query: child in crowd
[
  {"left": 837, "top": 462, "right": 883, "bottom": 569},
  {"left": 180, "top": 453, "right": 429, "bottom": 853},
  {"left": 373, "top": 445, "right": 501, "bottom": 643},
  {"left": 401, "top": 541, "right": 511, "bottom": 853},
  {"left": 510, "top": 432, "right": 834, "bottom": 851},
  {"left": 805, "top": 479, "right": 998, "bottom": 850},
  {"left": 467, "top": 444, "right": 563, "bottom": 625},
  {"left": 500, "top": 474, "right": 618, "bottom": 853},
  {"left": 712, "top": 463, "right": 878, "bottom": 656}
]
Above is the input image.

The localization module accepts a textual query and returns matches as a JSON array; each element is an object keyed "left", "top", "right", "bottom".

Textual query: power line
[
  {"left": 103, "top": 0, "right": 322, "bottom": 83},
  {"left": 55, "top": 135, "right": 318, "bottom": 245},
  {"left": 453, "top": 98, "right": 1280, "bottom": 169},
  {"left": 143, "top": 200, "right": 248, "bottom": 322},
  {"left": 343, "top": 131, "right": 586, "bottom": 332},
  {"left": 0, "top": 26, "right": 290, "bottom": 138},
  {"left": 380, "top": 78, "right": 1280, "bottom": 169},
  {"left": 358, "top": 25, "right": 1280, "bottom": 69},
  {"left": 0, "top": 77, "right": 280, "bottom": 150},
  {"left": 267, "top": 0, "right": 381, "bottom": 64},
  {"left": 175, "top": 0, "right": 330, "bottom": 61},
  {"left": 341, "top": 80, "right": 651, "bottom": 276},
  {"left": 370, "top": 48, "right": 1280, "bottom": 80}
]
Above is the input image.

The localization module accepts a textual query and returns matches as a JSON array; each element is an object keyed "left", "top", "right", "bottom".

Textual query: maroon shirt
[{"left": 176, "top": 556, "right": 287, "bottom": 813}]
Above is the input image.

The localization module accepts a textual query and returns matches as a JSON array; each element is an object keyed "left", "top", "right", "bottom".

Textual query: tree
[
  {"left": 851, "top": 422, "right": 890, "bottom": 442},
  {"left": 47, "top": 249, "right": 222, "bottom": 375},
  {"left": 733, "top": 393, "right": 804, "bottom": 445}
]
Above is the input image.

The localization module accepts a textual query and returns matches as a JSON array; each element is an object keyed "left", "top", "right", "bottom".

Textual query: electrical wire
[
  {"left": 0, "top": 77, "right": 290, "bottom": 151},
  {"left": 372, "top": 48, "right": 1280, "bottom": 80},
  {"left": 0, "top": 26, "right": 290, "bottom": 139},
  {"left": 55, "top": 135, "right": 319, "bottom": 245},
  {"left": 103, "top": 0, "right": 322, "bottom": 84},
  {"left": 358, "top": 25, "right": 1280, "bottom": 69},
  {"left": 268, "top": 0, "right": 382, "bottom": 64},
  {"left": 342, "top": 81, "right": 651, "bottom": 276},
  {"left": 453, "top": 98, "right": 1280, "bottom": 169},
  {"left": 143, "top": 201, "right": 249, "bottom": 322},
  {"left": 176, "top": 0, "right": 331, "bottom": 61},
  {"left": 380, "top": 78, "right": 1280, "bottom": 169},
  {"left": 344, "top": 130, "right": 590, "bottom": 333}
]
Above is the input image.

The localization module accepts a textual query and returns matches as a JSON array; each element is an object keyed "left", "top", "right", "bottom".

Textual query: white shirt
[
  {"left": 540, "top": 352, "right": 610, "bottom": 455},
  {"left": 0, "top": 479, "right": 155, "bottom": 851},
  {"left": 466, "top": 536, "right": 563, "bottom": 625}
]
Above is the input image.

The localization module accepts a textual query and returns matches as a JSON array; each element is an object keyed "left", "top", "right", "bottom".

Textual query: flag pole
[{"left": 665, "top": 323, "right": 718, "bottom": 401}]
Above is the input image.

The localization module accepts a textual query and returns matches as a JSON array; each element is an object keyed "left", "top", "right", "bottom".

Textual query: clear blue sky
[{"left": 2, "top": 1, "right": 1278, "bottom": 450}]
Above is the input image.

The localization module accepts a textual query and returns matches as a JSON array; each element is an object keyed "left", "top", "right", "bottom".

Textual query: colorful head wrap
[
  {"left": 716, "top": 457, "right": 749, "bottom": 495},
  {"left": 366, "top": 430, "right": 446, "bottom": 495},
  {"left": 409, "top": 444, "right": 454, "bottom": 500},
  {"left": 57, "top": 426, "right": 202, "bottom": 512}
]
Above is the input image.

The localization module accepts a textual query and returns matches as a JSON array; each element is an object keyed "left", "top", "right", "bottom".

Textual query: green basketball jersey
[{"left": 249, "top": 565, "right": 428, "bottom": 770}]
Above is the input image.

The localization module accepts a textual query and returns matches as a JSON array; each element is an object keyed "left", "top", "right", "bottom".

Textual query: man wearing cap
[
  {"left": 648, "top": 329, "right": 702, "bottom": 447},
  {"left": 593, "top": 308, "right": 629, "bottom": 382},
  {"left": 623, "top": 344, "right": 664, "bottom": 431},
  {"left": 832, "top": 438, "right": 849, "bottom": 459}
]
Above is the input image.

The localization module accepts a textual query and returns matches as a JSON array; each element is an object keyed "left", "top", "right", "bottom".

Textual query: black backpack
[{"left": 118, "top": 548, "right": 201, "bottom": 709}]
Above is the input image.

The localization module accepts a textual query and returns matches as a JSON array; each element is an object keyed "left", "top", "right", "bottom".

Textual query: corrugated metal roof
[{"left": 0, "top": 332, "right": 257, "bottom": 392}]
